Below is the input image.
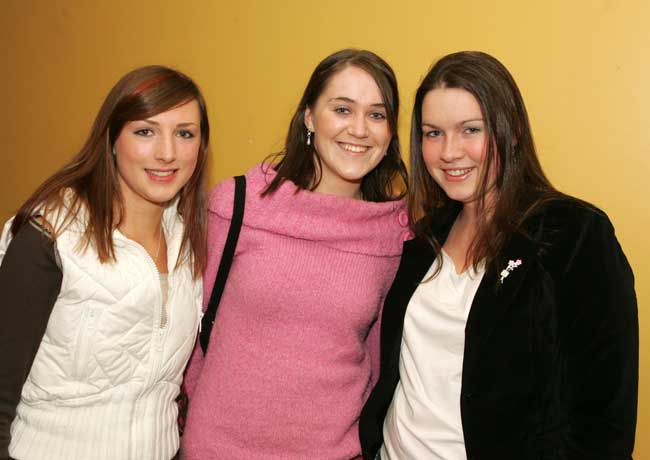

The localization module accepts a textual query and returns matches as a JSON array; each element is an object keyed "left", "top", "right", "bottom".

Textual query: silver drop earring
[
  {"left": 306, "top": 130, "right": 312, "bottom": 146},
  {"left": 112, "top": 146, "right": 117, "bottom": 156}
]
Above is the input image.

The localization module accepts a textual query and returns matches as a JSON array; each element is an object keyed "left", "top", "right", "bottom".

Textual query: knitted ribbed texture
[
  {"left": 182, "top": 164, "right": 410, "bottom": 460},
  {"left": 10, "top": 382, "right": 179, "bottom": 460}
]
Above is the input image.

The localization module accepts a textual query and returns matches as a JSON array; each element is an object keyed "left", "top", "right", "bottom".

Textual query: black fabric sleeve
[
  {"left": 558, "top": 211, "right": 638, "bottom": 459},
  {"left": 0, "top": 223, "right": 63, "bottom": 460}
]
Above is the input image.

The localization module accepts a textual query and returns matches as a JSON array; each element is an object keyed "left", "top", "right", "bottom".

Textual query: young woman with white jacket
[{"left": 0, "top": 65, "right": 210, "bottom": 460}]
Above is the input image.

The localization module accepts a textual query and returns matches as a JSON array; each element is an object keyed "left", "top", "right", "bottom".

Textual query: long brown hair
[
  {"left": 11, "top": 65, "right": 209, "bottom": 278},
  {"left": 262, "top": 49, "right": 407, "bottom": 202},
  {"left": 409, "top": 51, "right": 558, "bottom": 273}
]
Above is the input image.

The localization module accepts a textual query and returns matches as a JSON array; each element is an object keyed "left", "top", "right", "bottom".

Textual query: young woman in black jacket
[{"left": 359, "top": 51, "right": 638, "bottom": 460}]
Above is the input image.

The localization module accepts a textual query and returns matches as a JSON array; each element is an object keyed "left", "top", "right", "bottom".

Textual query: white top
[
  {"left": 0, "top": 200, "right": 203, "bottom": 460},
  {"left": 381, "top": 250, "right": 485, "bottom": 460},
  {"left": 160, "top": 272, "right": 169, "bottom": 327}
]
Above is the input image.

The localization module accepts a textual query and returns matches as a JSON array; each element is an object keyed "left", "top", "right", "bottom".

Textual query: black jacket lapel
[
  {"left": 381, "top": 204, "right": 460, "bottom": 369},
  {"left": 463, "top": 231, "right": 538, "bottom": 370},
  {"left": 380, "top": 237, "right": 435, "bottom": 369}
]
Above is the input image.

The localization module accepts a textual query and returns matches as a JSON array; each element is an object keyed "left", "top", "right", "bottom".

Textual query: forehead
[
  {"left": 317, "top": 65, "right": 384, "bottom": 104},
  {"left": 421, "top": 87, "right": 482, "bottom": 123},
  {"left": 146, "top": 99, "right": 201, "bottom": 123}
]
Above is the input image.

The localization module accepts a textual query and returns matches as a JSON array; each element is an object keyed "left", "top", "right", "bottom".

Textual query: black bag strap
[{"left": 199, "top": 175, "right": 246, "bottom": 354}]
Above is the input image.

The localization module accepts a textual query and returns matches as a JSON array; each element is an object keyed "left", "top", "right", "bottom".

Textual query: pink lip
[
  {"left": 442, "top": 168, "right": 474, "bottom": 182},
  {"left": 145, "top": 169, "right": 178, "bottom": 183},
  {"left": 336, "top": 142, "right": 371, "bottom": 157}
]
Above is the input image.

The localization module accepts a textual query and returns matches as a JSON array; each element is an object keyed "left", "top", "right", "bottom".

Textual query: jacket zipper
[{"left": 116, "top": 228, "right": 174, "bottom": 460}]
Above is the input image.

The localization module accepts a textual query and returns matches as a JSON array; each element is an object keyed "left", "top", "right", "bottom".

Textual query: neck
[
  {"left": 313, "top": 177, "right": 363, "bottom": 199},
  {"left": 442, "top": 203, "right": 482, "bottom": 274},
  {"left": 117, "top": 200, "right": 164, "bottom": 242},
  {"left": 451, "top": 207, "right": 479, "bottom": 247},
  {"left": 118, "top": 201, "right": 167, "bottom": 273},
  {"left": 312, "top": 158, "right": 364, "bottom": 199}
]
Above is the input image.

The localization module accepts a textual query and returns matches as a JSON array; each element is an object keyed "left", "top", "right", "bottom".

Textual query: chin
[
  {"left": 341, "top": 165, "right": 376, "bottom": 180},
  {"left": 342, "top": 172, "right": 366, "bottom": 181},
  {"left": 145, "top": 190, "right": 182, "bottom": 205}
]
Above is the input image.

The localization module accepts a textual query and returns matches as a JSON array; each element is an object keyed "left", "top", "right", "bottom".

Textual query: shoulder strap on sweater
[{"left": 199, "top": 175, "right": 246, "bottom": 354}]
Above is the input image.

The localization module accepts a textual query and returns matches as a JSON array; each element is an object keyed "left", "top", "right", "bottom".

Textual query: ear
[{"left": 304, "top": 107, "right": 314, "bottom": 132}]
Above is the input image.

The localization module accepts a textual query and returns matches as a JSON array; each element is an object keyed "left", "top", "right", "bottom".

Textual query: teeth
[
  {"left": 340, "top": 143, "right": 369, "bottom": 153},
  {"left": 446, "top": 168, "right": 472, "bottom": 177},
  {"left": 147, "top": 170, "right": 175, "bottom": 177}
]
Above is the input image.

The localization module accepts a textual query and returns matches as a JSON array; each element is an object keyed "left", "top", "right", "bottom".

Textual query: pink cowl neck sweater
[{"left": 181, "top": 164, "right": 410, "bottom": 460}]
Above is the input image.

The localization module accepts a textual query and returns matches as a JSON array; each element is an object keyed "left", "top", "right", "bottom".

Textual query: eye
[
  {"left": 177, "top": 130, "right": 195, "bottom": 139},
  {"left": 464, "top": 126, "right": 482, "bottom": 134},
  {"left": 424, "top": 129, "right": 442, "bottom": 138},
  {"left": 369, "top": 111, "right": 387, "bottom": 120},
  {"left": 334, "top": 106, "right": 351, "bottom": 114},
  {"left": 134, "top": 128, "right": 154, "bottom": 136}
]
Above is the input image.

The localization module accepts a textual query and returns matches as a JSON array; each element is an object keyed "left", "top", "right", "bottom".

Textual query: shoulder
[
  {"left": 0, "top": 217, "right": 58, "bottom": 268},
  {"left": 207, "top": 163, "right": 271, "bottom": 218},
  {"left": 207, "top": 176, "right": 236, "bottom": 215},
  {"left": 527, "top": 195, "right": 613, "bottom": 241},
  {"left": 0, "top": 218, "right": 15, "bottom": 257},
  {"left": 1, "top": 202, "right": 64, "bottom": 254},
  {"left": 39, "top": 188, "right": 87, "bottom": 234},
  {"left": 525, "top": 195, "right": 622, "bottom": 272}
]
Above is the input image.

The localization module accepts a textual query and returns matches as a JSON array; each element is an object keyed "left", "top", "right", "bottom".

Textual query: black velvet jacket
[{"left": 359, "top": 198, "right": 638, "bottom": 460}]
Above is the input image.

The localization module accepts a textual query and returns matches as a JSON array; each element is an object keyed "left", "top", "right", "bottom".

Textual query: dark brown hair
[
  {"left": 262, "top": 48, "right": 407, "bottom": 201},
  {"left": 11, "top": 65, "right": 209, "bottom": 278},
  {"left": 409, "top": 51, "right": 558, "bottom": 272}
]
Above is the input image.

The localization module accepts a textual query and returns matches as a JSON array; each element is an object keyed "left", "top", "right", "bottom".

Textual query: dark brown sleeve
[
  {"left": 556, "top": 211, "right": 638, "bottom": 459},
  {"left": 0, "top": 222, "right": 62, "bottom": 460}
]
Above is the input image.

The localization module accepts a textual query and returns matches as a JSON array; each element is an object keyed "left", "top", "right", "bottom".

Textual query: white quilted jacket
[{"left": 0, "top": 202, "right": 202, "bottom": 460}]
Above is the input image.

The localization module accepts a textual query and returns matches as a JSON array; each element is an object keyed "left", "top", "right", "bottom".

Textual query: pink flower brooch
[{"left": 500, "top": 259, "right": 522, "bottom": 284}]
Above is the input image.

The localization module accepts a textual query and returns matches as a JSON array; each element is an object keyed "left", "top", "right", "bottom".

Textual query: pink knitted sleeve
[{"left": 183, "top": 179, "right": 235, "bottom": 397}]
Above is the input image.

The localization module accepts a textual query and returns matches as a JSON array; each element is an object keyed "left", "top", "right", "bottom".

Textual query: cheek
[
  {"left": 180, "top": 143, "right": 201, "bottom": 171},
  {"left": 421, "top": 141, "right": 439, "bottom": 168},
  {"left": 468, "top": 137, "right": 488, "bottom": 164},
  {"left": 113, "top": 139, "right": 138, "bottom": 174},
  {"left": 313, "top": 111, "right": 339, "bottom": 135},
  {"left": 115, "top": 138, "right": 149, "bottom": 165},
  {"left": 375, "top": 125, "right": 392, "bottom": 149},
  {"left": 115, "top": 155, "right": 137, "bottom": 186}
]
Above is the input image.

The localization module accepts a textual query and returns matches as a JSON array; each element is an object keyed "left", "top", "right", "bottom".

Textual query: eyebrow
[
  {"left": 422, "top": 118, "right": 484, "bottom": 128},
  {"left": 141, "top": 120, "right": 199, "bottom": 128},
  {"left": 328, "top": 97, "right": 385, "bottom": 108}
]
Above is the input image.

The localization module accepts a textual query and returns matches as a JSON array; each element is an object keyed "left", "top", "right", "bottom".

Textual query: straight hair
[
  {"left": 409, "top": 51, "right": 559, "bottom": 274},
  {"left": 11, "top": 65, "right": 210, "bottom": 278},
  {"left": 263, "top": 49, "right": 407, "bottom": 201}
]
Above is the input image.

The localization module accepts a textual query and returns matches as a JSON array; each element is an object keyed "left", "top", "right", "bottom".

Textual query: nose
[
  {"left": 440, "top": 135, "right": 463, "bottom": 162},
  {"left": 155, "top": 135, "right": 176, "bottom": 163},
  {"left": 348, "top": 113, "right": 368, "bottom": 138}
]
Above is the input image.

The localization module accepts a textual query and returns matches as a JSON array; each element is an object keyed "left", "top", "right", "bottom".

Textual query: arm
[
  {"left": 366, "top": 302, "right": 382, "bottom": 388},
  {"left": 183, "top": 180, "right": 235, "bottom": 397},
  {"left": 0, "top": 222, "right": 62, "bottom": 460},
  {"left": 558, "top": 210, "right": 638, "bottom": 459}
]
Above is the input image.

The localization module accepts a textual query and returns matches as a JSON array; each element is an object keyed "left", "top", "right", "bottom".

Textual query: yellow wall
[{"left": 1, "top": 0, "right": 647, "bottom": 455}]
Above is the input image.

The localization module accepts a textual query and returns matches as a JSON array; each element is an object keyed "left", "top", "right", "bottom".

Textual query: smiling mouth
[
  {"left": 146, "top": 169, "right": 177, "bottom": 177},
  {"left": 338, "top": 142, "right": 370, "bottom": 154},
  {"left": 445, "top": 168, "right": 473, "bottom": 177}
]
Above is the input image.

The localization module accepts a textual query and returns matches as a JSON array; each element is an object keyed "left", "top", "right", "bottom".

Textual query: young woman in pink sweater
[{"left": 181, "top": 49, "right": 411, "bottom": 459}]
